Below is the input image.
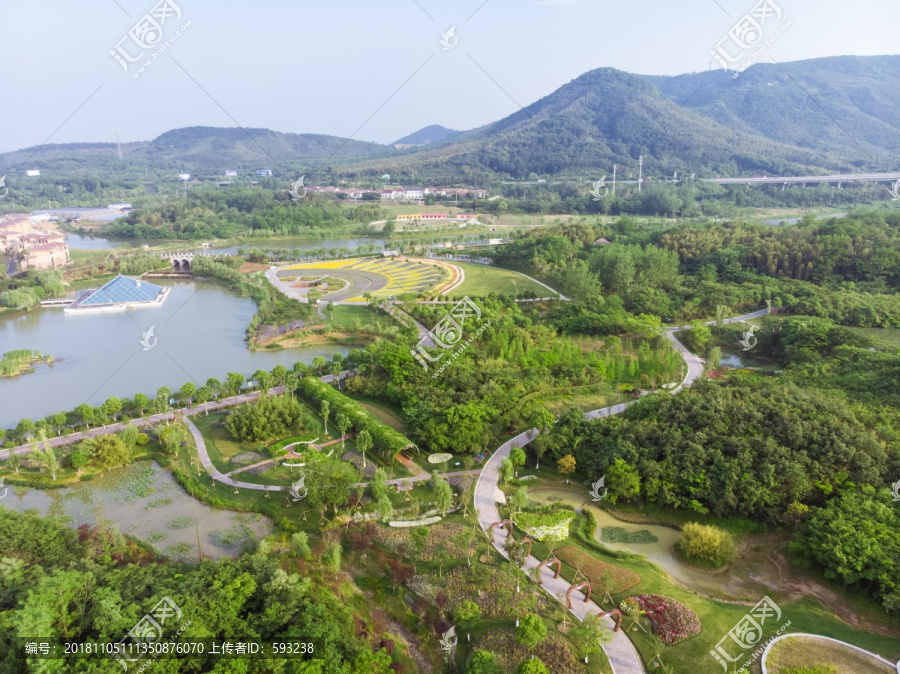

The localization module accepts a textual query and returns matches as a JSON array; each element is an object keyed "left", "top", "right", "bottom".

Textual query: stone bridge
[{"left": 158, "top": 251, "right": 221, "bottom": 271}]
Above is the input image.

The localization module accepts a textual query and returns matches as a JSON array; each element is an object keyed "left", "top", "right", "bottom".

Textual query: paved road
[
  {"left": 0, "top": 371, "right": 356, "bottom": 461},
  {"left": 706, "top": 171, "right": 900, "bottom": 185},
  {"left": 387, "top": 305, "right": 435, "bottom": 348},
  {"left": 474, "top": 308, "right": 773, "bottom": 674}
]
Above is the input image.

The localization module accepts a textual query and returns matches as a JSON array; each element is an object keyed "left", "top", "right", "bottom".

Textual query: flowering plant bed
[
  {"left": 426, "top": 452, "right": 453, "bottom": 464},
  {"left": 632, "top": 594, "right": 701, "bottom": 644},
  {"left": 511, "top": 510, "right": 574, "bottom": 542},
  {"left": 554, "top": 546, "right": 642, "bottom": 594}
]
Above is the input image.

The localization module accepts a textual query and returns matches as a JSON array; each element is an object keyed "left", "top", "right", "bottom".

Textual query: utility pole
[
  {"left": 638, "top": 155, "right": 644, "bottom": 192},
  {"left": 612, "top": 164, "right": 617, "bottom": 196}
]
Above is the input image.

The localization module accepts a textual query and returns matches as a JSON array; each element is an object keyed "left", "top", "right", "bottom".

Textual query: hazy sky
[{"left": 0, "top": 0, "right": 895, "bottom": 153}]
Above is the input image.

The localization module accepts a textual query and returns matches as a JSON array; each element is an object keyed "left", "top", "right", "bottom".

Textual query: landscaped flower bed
[
  {"left": 427, "top": 452, "right": 453, "bottom": 464},
  {"left": 554, "top": 546, "right": 642, "bottom": 594},
  {"left": 511, "top": 510, "right": 575, "bottom": 542},
  {"left": 632, "top": 594, "right": 701, "bottom": 644}
]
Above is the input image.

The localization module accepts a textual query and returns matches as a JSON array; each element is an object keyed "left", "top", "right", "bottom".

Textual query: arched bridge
[{"left": 158, "top": 251, "right": 221, "bottom": 271}]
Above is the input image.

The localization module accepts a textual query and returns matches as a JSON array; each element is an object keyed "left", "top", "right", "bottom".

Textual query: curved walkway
[{"left": 473, "top": 309, "right": 774, "bottom": 674}]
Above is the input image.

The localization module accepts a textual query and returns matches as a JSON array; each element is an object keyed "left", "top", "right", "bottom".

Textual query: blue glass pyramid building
[{"left": 66, "top": 275, "right": 169, "bottom": 313}]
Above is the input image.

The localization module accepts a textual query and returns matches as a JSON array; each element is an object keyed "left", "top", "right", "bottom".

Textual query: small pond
[
  {"left": 1, "top": 461, "right": 271, "bottom": 561},
  {"left": 526, "top": 488, "right": 754, "bottom": 596},
  {"left": 718, "top": 347, "right": 777, "bottom": 370}
]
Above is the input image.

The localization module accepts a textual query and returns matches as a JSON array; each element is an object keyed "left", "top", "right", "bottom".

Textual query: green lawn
[
  {"left": 346, "top": 396, "right": 408, "bottom": 434},
  {"left": 447, "top": 262, "right": 560, "bottom": 299},
  {"left": 322, "top": 304, "right": 395, "bottom": 332}
]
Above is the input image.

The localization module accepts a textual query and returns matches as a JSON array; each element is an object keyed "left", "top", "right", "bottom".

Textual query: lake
[
  {"left": 1, "top": 460, "right": 271, "bottom": 560},
  {"left": 0, "top": 278, "right": 348, "bottom": 428}
]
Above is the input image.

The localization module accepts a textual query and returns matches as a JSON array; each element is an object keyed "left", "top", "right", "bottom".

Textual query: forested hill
[
  {"left": 643, "top": 55, "right": 900, "bottom": 166},
  {"left": 0, "top": 126, "right": 397, "bottom": 178},
  {"left": 346, "top": 64, "right": 877, "bottom": 181},
  {"left": 3, "top": 56, "right": 898, "bottom": 182},
  {"left": 392, "top": 124, "right": 460, "bottom": 146}
]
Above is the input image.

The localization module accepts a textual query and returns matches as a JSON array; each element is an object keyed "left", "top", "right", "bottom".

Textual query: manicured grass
[
  {"left": 765, "top": 634, "right": 895, "bottom": 673},
  {"left": 346, "top": 395, "right": 408, "bottom": 434},
  {"left": 323, "top": 305, "right": 395, "bottom": 332},
  {"left": 447, "top": 261, "right": 560, "bottom": 299}
]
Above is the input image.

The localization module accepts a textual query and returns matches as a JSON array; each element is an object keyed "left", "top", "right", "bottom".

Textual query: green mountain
[
  {"left": 0, "top": 126, "right": 397, "bottom": 180},
  {"left": 643, "top": 55, "right": 900, "bottom": 167},
  {"left": 2, "top": 56, "right": 897, "bottom": 186},
  {"left": 392, "top": 125, "right": 459, "bottom": 147},
  {"left": 350, "top": 66, "right": 857, "bottom": 181}
]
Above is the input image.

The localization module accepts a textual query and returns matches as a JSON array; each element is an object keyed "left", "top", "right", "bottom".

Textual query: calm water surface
[
  {"left": 0, "top": 279, "right": 347, "bottom": 427},
  {"left": 1, "top": 461, "right": 270, "bottom": 560}
]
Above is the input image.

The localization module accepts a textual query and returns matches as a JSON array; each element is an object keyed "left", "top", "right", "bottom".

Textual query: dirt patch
[
  {"left": 757, "top": 544, "right": 900, "bottom": 637},
  {"left": 238, "top": 262, "right": 270, "bottom": 273}
]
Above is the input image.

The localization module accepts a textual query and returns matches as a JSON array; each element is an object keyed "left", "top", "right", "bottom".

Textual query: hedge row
[{"left": 295, "top": 377, "right": 414, "bottom": 457}]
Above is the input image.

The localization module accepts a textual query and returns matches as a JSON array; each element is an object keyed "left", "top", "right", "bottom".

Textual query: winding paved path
[{"left": 473, "top": 309, "right": 773, "bottom": 674}]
